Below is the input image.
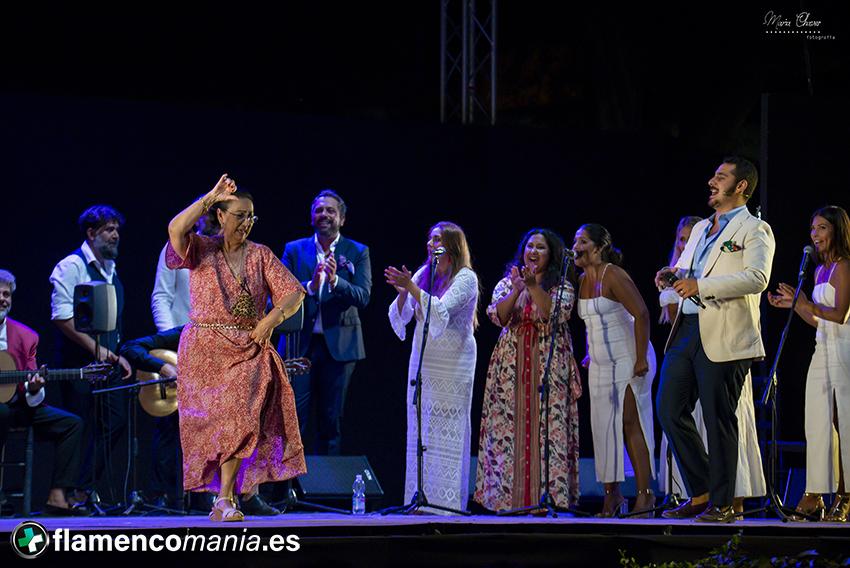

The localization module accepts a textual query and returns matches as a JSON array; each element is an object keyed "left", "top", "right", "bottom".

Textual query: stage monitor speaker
[
  {"left": 73, "top": 282, "right": 117, "bottom": 334},
  {"left": 298, "top": 455, "right": 383, "bottom": 499}
]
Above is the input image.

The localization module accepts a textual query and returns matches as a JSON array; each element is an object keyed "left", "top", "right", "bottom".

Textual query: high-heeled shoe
[
  {"left": 825, "top": 493, "right": 850, "bottom": 522},
  {"left": 595, "top": 489, "right": 627, "bottom": 518},
  {"left": 789, "top": 492, "right": 825, "bottom": 522},
  {"left": 209, "top": 496, "right": 244, "bottom": 522},
  {"left": 630, "top": 489, "right": 656, "bottom": 519}
]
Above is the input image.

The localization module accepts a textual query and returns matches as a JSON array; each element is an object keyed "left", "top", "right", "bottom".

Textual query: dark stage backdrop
[{"left": 2, "top": 93, "right": 846, "bottom": 507}]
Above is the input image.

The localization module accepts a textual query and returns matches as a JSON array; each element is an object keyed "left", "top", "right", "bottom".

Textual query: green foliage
[{"left": 618, "top": 534, "right": 848, "bottom": 568}]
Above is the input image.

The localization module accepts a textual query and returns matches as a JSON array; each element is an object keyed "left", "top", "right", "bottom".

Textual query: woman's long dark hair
[
  {"left": 505, "top": 228, "right": 574, "bottom": 291},
  {"left": 812, "top": 205, "right": 850, "bottom": 264}
]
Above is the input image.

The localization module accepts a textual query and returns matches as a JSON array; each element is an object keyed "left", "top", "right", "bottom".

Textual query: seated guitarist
[
  {"left": 120, "top": 326, "right": 282, "bottom": 516},
  {"left": 0, "top": 269, "right": 88, "bottom": 516}
]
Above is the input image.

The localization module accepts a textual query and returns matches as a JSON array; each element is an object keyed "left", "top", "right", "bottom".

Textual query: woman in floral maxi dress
[
  {"left": 167, "top": 174, "right": 306, "bottom": 521},
  {"left": 474, "top": 228, "right": 582, "bottom": 512}
]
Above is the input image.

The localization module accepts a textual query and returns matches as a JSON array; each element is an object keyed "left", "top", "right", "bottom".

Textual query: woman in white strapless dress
[
  {"left": 573, "top": 224, "right": 656, "bottom": 517},
  {"left": 768, "top": 205, "right": 850, "bottom": 522}
]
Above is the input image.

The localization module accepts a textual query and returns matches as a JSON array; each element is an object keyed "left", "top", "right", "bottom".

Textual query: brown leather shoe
[
  {"left": 695, "top": 504, "right": 737, "bottom": 523},
  {"left": 661, "top": 498, "right": 710, "bottom": 519}
]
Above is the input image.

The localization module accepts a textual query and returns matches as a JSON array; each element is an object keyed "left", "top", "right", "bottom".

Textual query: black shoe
[
  {"left": 661, "top": 498, "right": 710, "bottom": 520},
  {"left": 190, "top": 493, "right": 215, "bottom": 513},
  {"left": 43, "top": 503, "right": 93, "bottom": 517},
  {"left": 240, "top": 494, "right": 280, "bottom": 516},
  {"left": 151, "top": 494, "right": 171, "bottom": 509},
  {"left": 695, "top": 504, "right": 737, "bottom": 523}
]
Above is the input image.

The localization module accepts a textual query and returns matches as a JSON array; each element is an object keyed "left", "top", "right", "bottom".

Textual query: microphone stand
[
  {"left": 747, "top": 254, "right": 814, "bottom": 521},
  {"left": 499, "top": 252, "right": 589, "bottom": 518},
  {"left": 381, "top": 252, "right": 471, "bottom": 516}
]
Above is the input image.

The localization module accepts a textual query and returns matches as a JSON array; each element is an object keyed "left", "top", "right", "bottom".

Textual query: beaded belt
[{"left": 190, "top": 321, "right": 256, "bottom": 331}]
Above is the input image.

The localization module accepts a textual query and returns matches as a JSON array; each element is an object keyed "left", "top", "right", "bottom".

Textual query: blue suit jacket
[{"left": 277, "top": 235, "right": 371, "bottom": 362}]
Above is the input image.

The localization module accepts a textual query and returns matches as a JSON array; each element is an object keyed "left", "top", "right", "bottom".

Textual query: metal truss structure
[{"left": 440, "top": 0, "right": 497, "bottom": 125}]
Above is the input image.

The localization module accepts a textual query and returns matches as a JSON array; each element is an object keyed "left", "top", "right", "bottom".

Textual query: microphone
[
  {"left": 798, "top": 245, "right": 815, "bottom": 279},
  {"left": 433, "top": 247, "right": 446, "bottom": 257},
  {"left": 564, "top": 249, "right": 576, "bottom": 259},
  {"left": 660, "top": 271, "right": 706, "bottom": 309}
]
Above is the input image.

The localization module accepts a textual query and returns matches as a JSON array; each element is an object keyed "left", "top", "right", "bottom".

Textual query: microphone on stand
[
  {"left": 432, "top": 247, "right": 446, "bottom": 264},
  {"left": 660, "top": 271, "right": 707, "bottom": 309},
  {"left": 798, "top": 245, "right": 815, "bottom": 279}
]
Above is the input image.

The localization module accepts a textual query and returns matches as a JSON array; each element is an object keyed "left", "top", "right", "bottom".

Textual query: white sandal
[{"left": 209, "top": 496, "right": 244, "bottom": 522}]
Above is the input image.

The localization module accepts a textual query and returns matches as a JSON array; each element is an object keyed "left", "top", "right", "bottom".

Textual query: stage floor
[
  {"left": 2, "top": 513, "right": 849, "bottom": 566},
  {"left": 3, "top": 511, "right": 850, "bottom": 531}
]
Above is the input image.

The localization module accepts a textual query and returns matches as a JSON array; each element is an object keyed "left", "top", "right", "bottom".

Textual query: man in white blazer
[{"left": 655, "top": 156, "right": 775, "bottom": 523}]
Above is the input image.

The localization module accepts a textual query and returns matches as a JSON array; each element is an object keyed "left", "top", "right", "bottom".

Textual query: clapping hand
[
  {"left": 509, "top": 266, "right": 526, "bottom": 293},
  {"left": 520, "top": 264, "right": 538, "bottom": 288},
  {"left": 385, "top": 265, "right": 413, "bottom": 293},
  {"left": 655, "top": 267, "right": 677, "bottom": 290},
  {"left": 768, "top": 282, "right": 806, "bottom": 309},
  {"left": 325, "top": 254, "right": 337, "bottom": 283},
  {"left": 310, "top": 261, "right": 326, "bottom": 294}
]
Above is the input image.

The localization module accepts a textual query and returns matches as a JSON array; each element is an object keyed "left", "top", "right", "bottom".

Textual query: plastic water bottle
[{"left": 352, "top": 474, "right": 366, "bottom": 515}]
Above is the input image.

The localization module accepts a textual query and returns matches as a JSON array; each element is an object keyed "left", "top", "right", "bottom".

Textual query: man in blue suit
[{"left": 278, "top": 190, "right": 371, "bottom": 455}]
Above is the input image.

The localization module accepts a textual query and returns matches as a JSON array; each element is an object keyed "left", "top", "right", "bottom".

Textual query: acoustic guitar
[
  {"left": 137, "top": 349, "right": 312, "bottom": 417},
  {"left": 0, "top": 350, "right": 112, "bottom": 404}
]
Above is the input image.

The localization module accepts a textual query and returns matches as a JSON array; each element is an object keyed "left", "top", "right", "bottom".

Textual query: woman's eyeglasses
[{"left": 223, "top": 210, "right": 258, "bottom": 224}]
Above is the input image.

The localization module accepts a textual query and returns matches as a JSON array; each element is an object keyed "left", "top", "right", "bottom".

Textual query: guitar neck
[{"left": 0, "top": 369, "right": 85, "bottom": 385}]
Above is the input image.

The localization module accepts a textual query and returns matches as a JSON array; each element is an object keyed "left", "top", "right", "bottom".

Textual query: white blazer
[{"left": 665, "top": 209, "right": 776, "bottom": 363}]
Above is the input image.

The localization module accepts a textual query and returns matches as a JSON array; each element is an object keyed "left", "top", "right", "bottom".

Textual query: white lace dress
[{"left": 388, "top": 267, "right": 479, "bottom": 513}]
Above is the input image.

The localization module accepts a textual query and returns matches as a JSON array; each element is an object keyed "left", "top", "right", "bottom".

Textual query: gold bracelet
[{"left": 200, "top": 195, "right": 215, "bottom": 212}]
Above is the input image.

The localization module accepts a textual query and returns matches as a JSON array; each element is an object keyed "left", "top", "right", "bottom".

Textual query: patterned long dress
[
  {"left": 166, "top": 233, "right": 306, "bottom": 495},
  {"left": 388, "top": 267, "right": 479, "bottom": 514},
  {"left": 474, "top": 277, "right": 582, "bottom": 511}
]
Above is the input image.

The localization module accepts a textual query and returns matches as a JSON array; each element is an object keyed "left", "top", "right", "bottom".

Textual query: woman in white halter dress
[
  {"left": 768, "top": 206, "right": 850, "bottom": 522},
  {"left": 573, "top": 224, "right": 656, "bottom": 517}
]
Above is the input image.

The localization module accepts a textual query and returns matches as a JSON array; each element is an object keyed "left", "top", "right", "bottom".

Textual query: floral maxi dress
[
  {"left": 166, "top": 233, "right": 307, "bottom": 494},
  {"left": 474, "top": 277, "right": 582, "bottom": 511}
]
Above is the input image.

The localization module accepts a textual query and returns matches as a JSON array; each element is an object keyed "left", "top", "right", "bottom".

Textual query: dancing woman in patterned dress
[{"left": 167, "top": 174, "right": 306, "bottom": 522}]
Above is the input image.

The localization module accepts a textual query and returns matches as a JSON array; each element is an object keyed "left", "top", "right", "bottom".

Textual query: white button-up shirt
[{"left": 50, "top": 241, "right": 117, "bottom": 321}]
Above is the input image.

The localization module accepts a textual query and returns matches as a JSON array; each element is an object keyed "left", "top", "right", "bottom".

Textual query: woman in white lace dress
[{"left": 386, "top": 221, "right": 479, "bottom": 514}]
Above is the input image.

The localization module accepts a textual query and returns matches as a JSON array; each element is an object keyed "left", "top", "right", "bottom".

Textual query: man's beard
[
  {"left": 315, "top": 223, "right": 339, "bottom": 238},
  {"left": 0, "top": 306, "right": 9, "bottom": 321},
  {"left": 99, "top": 242, "right": 119, "bottom": 260}
]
